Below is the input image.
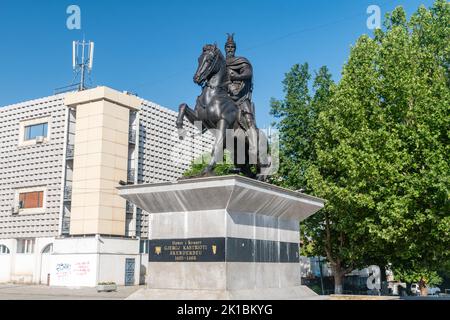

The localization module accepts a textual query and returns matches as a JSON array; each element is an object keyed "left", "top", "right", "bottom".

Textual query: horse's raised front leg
[
  {"left": 177, "top": 103, "right": 200, "bottom": 140},
  {"left": 176, "top": 103, "right": 188, "bottom": 129}
]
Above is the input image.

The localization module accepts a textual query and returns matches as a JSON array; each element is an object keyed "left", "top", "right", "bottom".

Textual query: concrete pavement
[
  {"left": 0, "top": 284, "right": 143, "bottom": 300},
  {"left": 2, "top": 284, "right": 447, "bottom": 300}
]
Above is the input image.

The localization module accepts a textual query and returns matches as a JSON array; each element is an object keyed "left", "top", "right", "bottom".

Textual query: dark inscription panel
[
  {"left": 149, "top": 238, "right": 299, "bottom": 263},
  {"left": 279, "top": 242, "right": 300, "bottom": 263},
  {"left": 226, "top": 238, "right": 255, "bottom": 262},
  {"left": 149, "top": 238, "right": 226, "bottom": 262},
  {"left": 255, "top": 239, "right": 279, "bottom": 263},
  {"left": 226, "top": 238, "right": 299, "bottom": 263}
]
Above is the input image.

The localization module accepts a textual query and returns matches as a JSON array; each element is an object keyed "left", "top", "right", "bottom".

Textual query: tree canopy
[{"left": 270, "top": 0, "right": 449, "bottom": 290}]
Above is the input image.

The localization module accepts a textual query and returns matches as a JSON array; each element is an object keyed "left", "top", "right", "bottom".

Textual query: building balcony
[
  {"left": 127, "top": 170, "right": 135, "bottom": 184},
  {"left": 66, "top": 144, "right": 75, "bottom": 160},
  {"left": 64, "top": 186, "right": 72, "bottom": 201},
  {"left": 126, "top": 201, "right": 134, "bottom": 214},
  {"left": 61, "top": 217, "right": 70, "bottom": 235},
  {"left": 129, "top": 129, "right": 136, "bottom": 145}
]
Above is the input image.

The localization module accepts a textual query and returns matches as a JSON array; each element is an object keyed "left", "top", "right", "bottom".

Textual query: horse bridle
[{"left": 200, "top": 47, "right": 221, "bottom": 87}]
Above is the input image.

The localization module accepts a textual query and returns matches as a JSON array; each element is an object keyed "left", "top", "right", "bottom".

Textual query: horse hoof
[{"left": 177, "top": 128, "right": 186, "bottom": 139}]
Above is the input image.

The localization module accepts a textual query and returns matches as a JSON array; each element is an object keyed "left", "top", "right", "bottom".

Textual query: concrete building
[{"left": 0, "top": 86, "right": 212, "bottom": 286}]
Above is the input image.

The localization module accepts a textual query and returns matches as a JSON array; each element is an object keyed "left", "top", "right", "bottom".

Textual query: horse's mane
[{"left": 202, "top": 44, "right": 224, "bottom": 61}]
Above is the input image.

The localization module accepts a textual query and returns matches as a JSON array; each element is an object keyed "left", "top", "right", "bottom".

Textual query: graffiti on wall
[
  {"left": 55, "top": 261, "right": 91, "bottom": 279},
  {"left": 73, "top": 261, "right": 90, "bottom": 276},
  {"left": 55, "top": 263, "right": 71, "bottom": 280}
]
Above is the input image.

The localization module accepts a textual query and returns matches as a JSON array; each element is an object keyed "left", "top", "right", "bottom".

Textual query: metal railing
[
  {"left": 129, "top": 129, "right": 136, "bottom": 144},
  {"left": 66, "top": 144, "right": 75, "bottom": 160},
  {"left": 127, "top": 170, "right": 135, "bottom": 184},
  {"left": 126, "top": 201, "right": 134, "bottom": 214},
  {"left": 62, "top": 217, "right": 70, "bottom": 235},
  {"left": 64, "top": 186, "right": 72, "bottom": 201},
  {"left": 54, "top": 84, "right": 82, "bottom": 95}
]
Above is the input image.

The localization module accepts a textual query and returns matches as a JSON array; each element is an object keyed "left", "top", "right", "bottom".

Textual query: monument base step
[{"left": 126, "top": 286, "right": 320, "bottom": 300}]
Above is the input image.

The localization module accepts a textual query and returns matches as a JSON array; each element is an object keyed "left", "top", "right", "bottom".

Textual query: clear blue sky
[{"left": 0, "top": 0, "right": 435, "bottom": 127}]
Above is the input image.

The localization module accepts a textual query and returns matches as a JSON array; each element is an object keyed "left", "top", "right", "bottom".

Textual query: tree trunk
[
  {"left": 419, "top": 278, "right": 428, "bottom": 296},
  {"left": 333, "top": 266, "right": 344, "bottom": 294}
]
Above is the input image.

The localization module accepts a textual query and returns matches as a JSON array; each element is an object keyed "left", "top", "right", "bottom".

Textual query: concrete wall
[
  {"left": 0, "top": 255, "right": 12, "bottom": 282},
  {"left": 147, "top": 209, "right": 302, "bottom": 291},
  {"left": 0, "top": 95, "right": 67, "bottom": 239},
  {"left": 97, "top": 254, "right": 140, "bottom": 286},
  {"left": 50, "top": 253, "right": 98, "bottom": 287},
  {"left": 65, "top": 87, "right": 141, "bottom": 236},
  {"left": 148, "top": 262, "right": 226, "bottom": 290},
  {"left": 226, "top": 263, "right": 301, "bottom": 290},
  {"left": 0, "top": 236, "right": 143, "bottom": 287},
  {"left": 0, "top": 239, "right": 14, "bottom": 282},
  {"left": 0, "top": 237, "right": 54, "bottom": 284},
  {"left": 150, "top": 209, "right": 226, "bottom": 239},
  {"left": 51, "top": 236, "right": 140, "bottom": 287}
]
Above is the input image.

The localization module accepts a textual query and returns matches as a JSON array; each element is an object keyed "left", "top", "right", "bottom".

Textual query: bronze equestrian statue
[
  {"left": 176, "top": 36, "right": 270, "bottom": 180},
  {"left": 225, "top": 33, "right": 258, "bottom": 165}
]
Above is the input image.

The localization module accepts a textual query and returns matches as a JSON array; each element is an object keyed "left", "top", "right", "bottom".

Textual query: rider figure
[{"left": 225, "top": 33, "right": 260, "bottom": 165}]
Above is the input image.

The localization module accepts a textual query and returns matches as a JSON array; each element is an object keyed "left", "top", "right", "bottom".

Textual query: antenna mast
[{"left": 72, "top": 39, "right": 95, "bottom": 91}]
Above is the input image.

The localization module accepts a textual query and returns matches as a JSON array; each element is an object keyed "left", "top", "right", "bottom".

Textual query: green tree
[
  {"left": 183, "top": 151, "right": 234, "bottom": 177},
  {"left": 272, "top": 0, "right": 450, "bottom": 294},
  {"left": 271, "top": 64, "right": 368, "bottom": 294},
  {"left": 310, "top": 1, "right": 450, "bottom": 294}
]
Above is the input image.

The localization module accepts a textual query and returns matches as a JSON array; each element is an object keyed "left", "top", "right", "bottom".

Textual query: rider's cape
[{"left": 226, "top": 56, "right": 253, "bottom": 70}]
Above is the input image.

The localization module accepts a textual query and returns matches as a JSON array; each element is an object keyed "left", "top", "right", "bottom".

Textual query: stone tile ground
[{"left": 0, "top": 284, "right": 143, "bottom": 300}]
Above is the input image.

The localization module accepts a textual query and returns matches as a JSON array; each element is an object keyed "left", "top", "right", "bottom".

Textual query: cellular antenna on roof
[
  {"left": 72, "top": 39, "right": 95, "bottom": 91},
  {"left": 54, "top": 38, "right": 95, "bottom": 94}
]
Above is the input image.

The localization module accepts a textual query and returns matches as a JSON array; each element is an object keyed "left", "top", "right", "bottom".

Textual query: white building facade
[{"left": 0, "top": 86, "right": 212, "bottom": 286}]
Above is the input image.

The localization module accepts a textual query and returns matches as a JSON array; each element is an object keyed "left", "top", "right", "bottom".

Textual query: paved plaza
[
  {"left": 1, "top": 284, "right": 448, "bottom": 300},
  {"left": 0, "top": 284, "right": 143, "bottom": 300}
]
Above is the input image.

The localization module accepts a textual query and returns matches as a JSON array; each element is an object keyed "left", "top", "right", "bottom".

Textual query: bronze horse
[{"left": 176, "top": 44, "right": 267, "bottom": 178}]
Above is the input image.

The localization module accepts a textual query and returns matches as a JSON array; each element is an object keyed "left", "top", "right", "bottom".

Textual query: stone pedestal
[{"left": 118, "top": 175, "right": 325, "bottom": 299}]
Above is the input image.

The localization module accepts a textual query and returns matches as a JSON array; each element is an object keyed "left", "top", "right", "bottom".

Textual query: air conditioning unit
[
  {"left": 11, "top": 205, "right": 19, "bottom": 215},
  {"left": 12, "top": 200, "right": 24, "bottom": 214},
  {"left": 36, "top": 136, "right": 45, "bottom": 144}
]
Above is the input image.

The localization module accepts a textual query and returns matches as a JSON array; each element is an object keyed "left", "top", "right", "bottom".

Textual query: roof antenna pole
[
  {"left": 72, "top": 38, "right": 95, "bottom": 91},
  {"left": 54, "top": 39, "right": 95, "bottom": 94}
]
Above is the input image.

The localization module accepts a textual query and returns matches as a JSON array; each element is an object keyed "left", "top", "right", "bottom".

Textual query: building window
[
  {"left": 0, "top": 245, "right": 10, "bottom": 254},
  {"left": 17, "top": 239, "right": 35, "bottom": 254},
  {"left": 14, "top": 187, "right": 46, "bottom": 214},
  {"left": 24, "top": 122, "right": 48, "bottom": 141},
  {"left": 19, "top": 191, "right": 44, "bottom": 209},
  {"left": 18, "top": 117, "right": 51, "bottom": 146}
]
